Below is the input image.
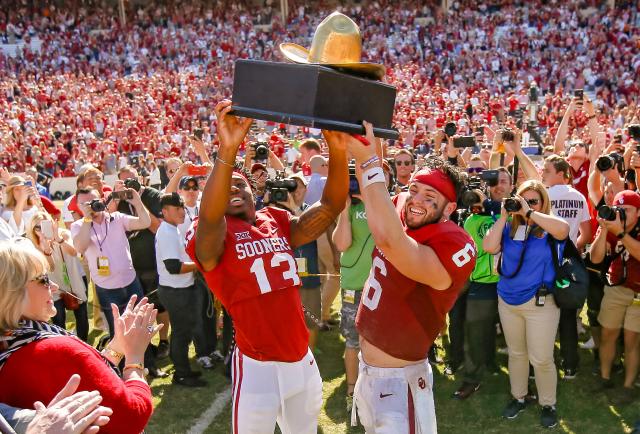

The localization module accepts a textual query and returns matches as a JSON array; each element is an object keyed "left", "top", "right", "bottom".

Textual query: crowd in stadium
[{"left": 1, "top": 0, "right": 640, "bottom": 433}]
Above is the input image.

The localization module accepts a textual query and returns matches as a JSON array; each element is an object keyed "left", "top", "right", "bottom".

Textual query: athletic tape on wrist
[{"left": 361, "top": 167, "right": 385, "bottom": 189}]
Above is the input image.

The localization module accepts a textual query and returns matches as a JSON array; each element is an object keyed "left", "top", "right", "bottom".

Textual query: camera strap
[
  {"left": 91, "top": 219, "right": 109, "bottom": 252},
  {"left": 497, "top": 224, "right": 529, "bottom": 279}
]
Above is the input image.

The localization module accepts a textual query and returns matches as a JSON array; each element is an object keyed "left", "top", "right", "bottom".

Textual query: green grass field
[{"left": 75, "top": 298, "right": 640, "bottom": 433}]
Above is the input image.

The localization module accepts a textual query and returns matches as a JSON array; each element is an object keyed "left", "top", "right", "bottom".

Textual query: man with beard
[
  {"left": 346, "top": 122, "right": 476, "bottom": 433},
  {"left": 185, "top": 100, "right": 348, "bottom": 434}
]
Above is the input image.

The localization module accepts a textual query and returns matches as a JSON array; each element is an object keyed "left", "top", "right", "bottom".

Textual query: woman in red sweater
[{"left": 0, "top": 240, "right": 161, "bottom": 434}]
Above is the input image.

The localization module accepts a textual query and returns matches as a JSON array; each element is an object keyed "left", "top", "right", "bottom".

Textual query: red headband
[
  {"left": 232, "top": 171, "right": 253, "bottom": 191},
  {"left": 411, "top": 168, "right": 457, "bottom": 203}
]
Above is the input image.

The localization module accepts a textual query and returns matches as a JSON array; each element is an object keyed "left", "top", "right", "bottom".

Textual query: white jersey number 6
[{"left": 362, "top": 256, "right": 387, "bottom": 311}]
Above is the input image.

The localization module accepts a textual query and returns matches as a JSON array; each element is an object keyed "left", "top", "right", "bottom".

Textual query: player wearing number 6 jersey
[
  {"left": 185, "top": 100, "right": 349, "bottom": 434},
  {"left": 345, "top": 122, "right": 476, "bottom": 434}
]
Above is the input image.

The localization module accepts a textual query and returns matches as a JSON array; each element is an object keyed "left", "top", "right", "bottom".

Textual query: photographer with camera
[
  {"left": 453, "top": 167, "right": 512, "bottom": 399},
  {"left": 483, "top": 180, "right": 569, "bottom": 428},
  {"left": 589, "top": 190, "right": 640, "bottom": 405},
  {"left": 116, "top": 167, "right": 171, "bottom": 366},
  {"left": 70, "top": 186, "right": 151, "bottom": 338},
  {"left": 186, "top": 100, "right": 348, "bottom": 433}
]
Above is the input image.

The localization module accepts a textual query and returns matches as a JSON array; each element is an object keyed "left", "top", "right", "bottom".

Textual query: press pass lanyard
[
  {"left": 91, "top": 220, "right": 109, "bottom": 252},
  {"left": 185, "top": 205, "right": 199, "bottom": 221},
  {"left": 92, "top": 220, "right": 111, "bottom": 276}
]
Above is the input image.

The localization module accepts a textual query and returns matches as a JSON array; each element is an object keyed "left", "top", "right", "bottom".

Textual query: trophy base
[
  {"left": 231, "top": 106, "right": 399, "bottom": 140},
  {"left": 231, "top": 60, "right": 398, "bottom": 140}
]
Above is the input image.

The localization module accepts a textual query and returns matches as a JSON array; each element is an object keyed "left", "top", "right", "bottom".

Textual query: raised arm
[
  {"left": 505, "top": 128, "right": 541, "bottom": 182},
  {"left": 342, "top": 122, "right": 458, "bottom": 290},
  {"left": 289, "top": 130, "right": 349, "bottom": 249},
  {"left": 195, "top": 100, "right": 253, "bottom": 271},
  {"left": 332, "top": 198, "right": 353, "bottom": 252},
  {"left": 553, "top": 99, "right": 576, "bottom": 155}
]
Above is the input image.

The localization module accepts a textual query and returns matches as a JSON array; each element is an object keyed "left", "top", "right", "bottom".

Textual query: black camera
[
  {"left": 628, "top": 124, "right": 640, "bottom": 141},
  {"left": 253, "top": 142, "right": 269, "bottom": 161},
  {"left": 502, "top": 129, "right": 515, "bottom": 142},
  {"left": 265, "top": 175, "right": 298, "bottom": 203},
  {"left": 123, "top": 178, "right": 141, "bottom": 192},
  {"left": 460, "top": 170, "right": 500, "bottom": 208},
  {"left": 596, "top": 152, "right": 623, "bottom": 173},
  {"left": 504, "top": 197, "right": 522, "bottom": 212},
  {"left": 89, "top": 199, "right": 106, "bottom": 212},
  {"left": 598, "top": 205, "right": 626, "bottom": 222},
  {"left": 348, "top": 163, "right": 360, "bottom": 196},
  {"left": 444, "top": 122, "right": 457, "bottom": 137},
  {"left": 529, "top": 83, "right": 539, "bottom": 103}
]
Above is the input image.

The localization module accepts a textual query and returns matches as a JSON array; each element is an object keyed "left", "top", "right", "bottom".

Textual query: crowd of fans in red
[{"left": 0, "top": 0, "right": 638, "bottom": 185}]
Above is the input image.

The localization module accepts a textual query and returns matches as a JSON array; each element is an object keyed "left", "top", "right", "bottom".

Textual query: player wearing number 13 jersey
[
  {"left": 344, "top": 123, "right": 476, "bottom": 434},
  {"left": 186, "top": 100, "right": 348, "bottom": 434}
]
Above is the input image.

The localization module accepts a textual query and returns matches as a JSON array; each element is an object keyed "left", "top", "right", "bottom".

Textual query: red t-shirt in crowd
[
  {"left": 604, "top": 229, "right": 640, "bottom": 293},
  {"left": 356, "top": 193, "right": 476, "bottom": 361},
  {"left": 0, "top": 337, "right": 153, "bottom": 434},
  {"left": 185, "top": 207, "right": 309, "bottom": 362}
]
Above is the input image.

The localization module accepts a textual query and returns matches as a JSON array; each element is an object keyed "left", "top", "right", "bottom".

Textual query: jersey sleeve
[
  {"left": 185, "top": 218, "right": 206, "bottom": 272},
  {"left": 428, "top": 230, "right": 476, "bottom": 288}
]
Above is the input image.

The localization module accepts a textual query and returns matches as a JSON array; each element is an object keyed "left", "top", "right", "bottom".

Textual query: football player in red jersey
[
  {"left": 186, "top": 100, "right": 348, "bottom": 434},
  {"left": 345, "top": 122, "right": 476, "bottom": 434}
]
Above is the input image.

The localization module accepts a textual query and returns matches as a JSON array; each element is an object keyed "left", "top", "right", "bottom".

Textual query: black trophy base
[{"left": 231, "top": 60, "right": 398, "bottom": 140}]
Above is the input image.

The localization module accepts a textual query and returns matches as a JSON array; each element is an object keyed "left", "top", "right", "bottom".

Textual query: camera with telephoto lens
[
  {"left": 504, "top": 197, "right": 522, "bottom": 212},
  {"left": 265, "top": 173, "right": 298, "bottom": 203},
  {"left": 444, "top": 122, "right": 457, "bottom": 138},
  {"left": 123, "top": 178, "right": 141, "bottom": 191},
  {"left": 596, "top": 152, "right": 624, "bottom": 173},
  {"left": 460, "top": 170, "right": 500, "bottom": 208},
  {"left": 598, "top": 205, "right": 626, "bottom": 222},
  {"left": 89, "top": 199, "right": 106, "bottom": 212},
  {"left": 253, "top": 141, "right": 269, "bottom": 161},
  {"left": 629, "top": 125, "right": 640, "bottom": 153}
]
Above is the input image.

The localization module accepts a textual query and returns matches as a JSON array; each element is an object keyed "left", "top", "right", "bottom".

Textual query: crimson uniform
[
  {"left": 186, "top": 206, "right": 322, "bottom": 434},
  {"left": 352, "top": 193, "right": 476, "bottom": 434}
]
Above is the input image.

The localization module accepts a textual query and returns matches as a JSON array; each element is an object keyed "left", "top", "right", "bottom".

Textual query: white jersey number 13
[{"left": 249, "top": 253, "right": 301, "bottom": 294}]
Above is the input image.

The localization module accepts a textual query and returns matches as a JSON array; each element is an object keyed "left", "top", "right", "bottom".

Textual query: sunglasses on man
[{"left": 395, "top": 160, "right": 413, "bottom": 167}]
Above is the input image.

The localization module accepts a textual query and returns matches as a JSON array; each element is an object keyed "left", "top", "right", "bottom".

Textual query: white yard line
[{"left": 186, "top": 385, "right": 232, "bottom": 434}]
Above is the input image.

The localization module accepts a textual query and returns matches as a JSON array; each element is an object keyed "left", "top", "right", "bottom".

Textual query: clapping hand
[{"left": 27, "top": 374, "right": 112, "bottom": 434}]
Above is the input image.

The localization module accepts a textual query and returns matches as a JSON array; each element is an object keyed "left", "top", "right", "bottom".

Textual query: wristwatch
[
  {"left": 526, "top": 209, "right": 534, "bottom": 219},
  {"left": 616, "top": 231, "right": 626, "bottom": 239}
]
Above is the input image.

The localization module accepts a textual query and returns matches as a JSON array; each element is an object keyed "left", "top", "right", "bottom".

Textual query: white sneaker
[
  {"left": 579, "top": 337, "right": 595, "bottom": 350},
  {"left": 197, "top": 356, "right": 215, "bottom": 369}
]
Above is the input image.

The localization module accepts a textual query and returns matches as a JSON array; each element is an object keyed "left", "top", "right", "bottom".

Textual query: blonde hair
[
  {"left": 0, "top": 239, "right": 49, "bottom": 331},
  {"left": 3, "top": 176, "right": 35, "bottom": 209},
  {"left": 510, "top": 179, "right": 552, "bottom": 239},
  {"left": 26, "top": 212, "right": 53, "bottom": 249}
]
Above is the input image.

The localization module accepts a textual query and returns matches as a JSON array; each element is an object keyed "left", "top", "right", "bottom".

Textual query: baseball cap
[
  {"left": 613, "top": 190, "right": 640, "bottom": 209},
  {"left": 160, "top": 192, "right": 184, "bottom": 208},
  {"left": 289, "top": 172, "right": 307, "bottom": 186},
  {"left": 251, "top": 163, "right": 266, "bottom": 174},
  {"left": 179, "top": 176, "right": 198, "bottom": 189}
]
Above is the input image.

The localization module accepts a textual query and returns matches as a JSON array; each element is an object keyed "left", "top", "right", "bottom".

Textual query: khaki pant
[
  {"left": 317, "top": 233, "right": 340, "bottom": 320},
  {"left": 498, "top": 295, "right": 560, "bottom": 406}
]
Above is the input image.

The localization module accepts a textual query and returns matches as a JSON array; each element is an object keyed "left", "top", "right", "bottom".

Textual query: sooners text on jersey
[{"left": 185, "top": 207, "right": 309, "bottom": 362}]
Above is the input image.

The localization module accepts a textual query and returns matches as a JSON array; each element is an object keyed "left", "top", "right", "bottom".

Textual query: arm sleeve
[
  {"left": 163, "top": 259, "right": 183, "bottom": 274},
  {"left": 3, "top": 339, "right": 153, "bottom": 434}
]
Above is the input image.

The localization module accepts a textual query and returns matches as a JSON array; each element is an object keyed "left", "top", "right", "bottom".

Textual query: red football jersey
[
  {"left": 185, "top": 207, "right": 309, "bottom": 362},
  {"left": 356, "top": 194, "right": 476, "bottom": 361}
]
